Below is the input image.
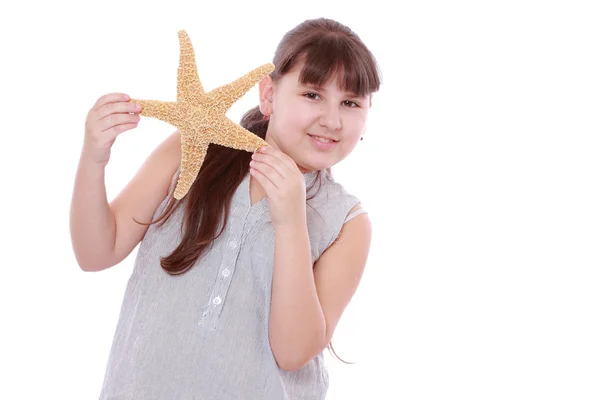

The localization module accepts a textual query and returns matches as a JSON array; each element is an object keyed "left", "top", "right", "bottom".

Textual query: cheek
[
  {"left": 344, "top": 113, "right": 368, "bottom": 138},
  {"left": 274, "top": 100, "right": 314, "bottom": 131}
]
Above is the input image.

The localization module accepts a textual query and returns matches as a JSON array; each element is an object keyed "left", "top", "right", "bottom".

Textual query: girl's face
[{"left": 260, "top": 62, "right": 371, "bottom": 173}]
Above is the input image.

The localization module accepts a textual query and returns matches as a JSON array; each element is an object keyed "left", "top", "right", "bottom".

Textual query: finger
[
  {"left": 251, "top": 152, "right": 287, "bottom": 179},
  {"left": 250, "top": 160, "right": 281, "bottom": 189},
  {"left": 98, "top": 114, "right": 141, "bottom": 132},
  {"left": 258, "top": 146, "right": 297, "bottom": 173},
  {"left": 109, "top": 122, "right": 138, "bottom": 137},
  {"left": 96, "top": 101, "right": 142, "bottom": 120},
  {"left": 250, "top": 165, "right": 278, "bottom": 195},
  {"left": 91, "top": 93, "right": 130, "bottom": 111}
]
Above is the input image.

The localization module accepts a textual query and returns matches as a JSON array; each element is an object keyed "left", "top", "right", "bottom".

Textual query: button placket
[{"left": 198, "top": 206, "right": 251, "bottom": 330}]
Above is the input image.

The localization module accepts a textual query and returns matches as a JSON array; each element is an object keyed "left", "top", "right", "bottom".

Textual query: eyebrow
[
  {"left": 302, "top": 83, "right": 326, "bottom": 91},
  {"left": 302, "top": 83, "right": 363, "bottom": 98}
]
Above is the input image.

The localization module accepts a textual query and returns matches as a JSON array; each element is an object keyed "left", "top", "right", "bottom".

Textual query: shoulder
[{"left": 307, "top": 170, "right": 369, "bottom": 253}]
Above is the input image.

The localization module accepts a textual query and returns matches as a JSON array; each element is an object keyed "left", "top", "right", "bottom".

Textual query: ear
[{"left": 259, "top": 75, "right": 274, "bottom": 116}]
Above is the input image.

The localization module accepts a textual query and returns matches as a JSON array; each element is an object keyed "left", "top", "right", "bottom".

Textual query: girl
[{"left": 70, "top": 17, "right": 381, "bottom": 400}]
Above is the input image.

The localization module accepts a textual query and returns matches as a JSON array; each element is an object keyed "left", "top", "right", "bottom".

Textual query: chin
[{"left": 300, "top": 159, "right": 335, "bottom": 173}]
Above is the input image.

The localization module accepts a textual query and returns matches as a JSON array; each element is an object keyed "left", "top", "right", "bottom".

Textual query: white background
[{"left": 1, "top": 0, "right": 599, "bottom": 399}]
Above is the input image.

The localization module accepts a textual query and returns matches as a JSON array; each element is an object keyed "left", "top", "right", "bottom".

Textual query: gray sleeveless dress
[{"left": 98, "top": 168, "right": 367, "bottom": 400}]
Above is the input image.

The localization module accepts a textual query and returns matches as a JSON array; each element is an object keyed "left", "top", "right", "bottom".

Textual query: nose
[{"left": 318, "top": 103, "right": 342, "bottom": 131}]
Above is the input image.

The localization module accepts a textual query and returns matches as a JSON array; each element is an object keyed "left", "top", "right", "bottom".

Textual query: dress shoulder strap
[{"left": 344, "top": 206, "right": 368, "bottom": 223}]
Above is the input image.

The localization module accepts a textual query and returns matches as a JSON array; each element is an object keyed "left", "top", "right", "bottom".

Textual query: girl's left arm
[
  {"left": 269, "top": 205, "right": 371, "bottom": 371},
  {"left": 250, "top": 146, "right": 371, "bottom": 371}
]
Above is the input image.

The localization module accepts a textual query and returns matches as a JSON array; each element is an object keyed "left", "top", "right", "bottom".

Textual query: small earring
[{"left": 360, "top": 137, "right": 363, "bottom": 141}]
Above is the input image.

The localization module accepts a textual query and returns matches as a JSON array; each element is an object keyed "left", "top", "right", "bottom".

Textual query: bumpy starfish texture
[{"left": 130, "top": 30, "right": 273, "bottom": 200}]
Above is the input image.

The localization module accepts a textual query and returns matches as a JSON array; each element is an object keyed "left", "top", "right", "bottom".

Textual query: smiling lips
[
  {"left": 308, "top": 133, "right": 339, "bottom": 150},
  {"left": 308, "top": 133, "right": 338, "bottom": 144}
]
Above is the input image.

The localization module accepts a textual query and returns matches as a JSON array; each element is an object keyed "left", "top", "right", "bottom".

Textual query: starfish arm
[
  {"left": 206, "top": 63, "right": 275, "bottom": 114},
  {"left": 209, "top": 115, "right": 268, "bottom": 152},
  {"left": 177, "top": 30, "right": 206, "bottom": 106},
  {"left": 174, "top": 129, "right": 209, "bottom": 200},
  {"left": 129, "top": 100, "right": 180, "bottom": 126}
]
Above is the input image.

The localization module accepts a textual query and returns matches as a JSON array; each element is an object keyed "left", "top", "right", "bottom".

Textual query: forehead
[{"left": 283, "top": 62, "right": 365, "bottom": 97}]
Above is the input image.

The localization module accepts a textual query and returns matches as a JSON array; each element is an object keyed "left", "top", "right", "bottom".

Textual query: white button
[
  {"left": 228, "top": 240, "right": 238, "bottom": 249},
  {"left": 212, "top": 296, "right": 222, "bottom": 305},
  {"left": 222, "top": 268, "right": 230, "bottom": 277}
]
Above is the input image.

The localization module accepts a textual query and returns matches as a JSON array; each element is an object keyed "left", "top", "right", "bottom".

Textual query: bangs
[{"left": 280, "top": 34, "right": 381, "bottom": 97}]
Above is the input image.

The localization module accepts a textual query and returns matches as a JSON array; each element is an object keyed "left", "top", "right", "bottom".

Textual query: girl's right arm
[{"left": 69, "top": 93, "right": 181, "bottom": 272}]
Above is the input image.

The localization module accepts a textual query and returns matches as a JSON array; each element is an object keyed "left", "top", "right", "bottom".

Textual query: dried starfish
[{"left": 130, "top": 30, "right": 273, "bottom": 199}]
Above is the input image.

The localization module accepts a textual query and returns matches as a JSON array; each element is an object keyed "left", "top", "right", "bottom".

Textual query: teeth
[{"left": 311, "top": 135, "right": 333, "bottom": 143}]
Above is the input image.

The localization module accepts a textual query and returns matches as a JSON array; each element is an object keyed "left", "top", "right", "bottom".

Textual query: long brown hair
[{"left": 142, "top": 17, "right": 381, "bottom": 364}]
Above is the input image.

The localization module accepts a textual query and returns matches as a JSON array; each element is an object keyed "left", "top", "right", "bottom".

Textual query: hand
[
  {"left": 249, "top": 146, "right": 307, "bottom": 227},
  {"left": 82, "top": 92, "right": 141, "bottom": 166}
]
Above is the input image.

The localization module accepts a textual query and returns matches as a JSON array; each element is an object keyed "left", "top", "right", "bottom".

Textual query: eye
[
  {"left": 303, "top": 92, "right": 321, "bottom": 100},
  {"left": 343, "top": 100, "right": 359, "bottom": 108}
]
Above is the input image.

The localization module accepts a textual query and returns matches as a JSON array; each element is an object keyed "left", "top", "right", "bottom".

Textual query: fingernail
[{"left": 136, "top": 104, "right": 142, "bottom": 110}]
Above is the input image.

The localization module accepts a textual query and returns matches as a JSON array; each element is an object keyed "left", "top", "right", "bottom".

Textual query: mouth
[{"left": 308, "top": 134, "right": 339, "bottom": 144}]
